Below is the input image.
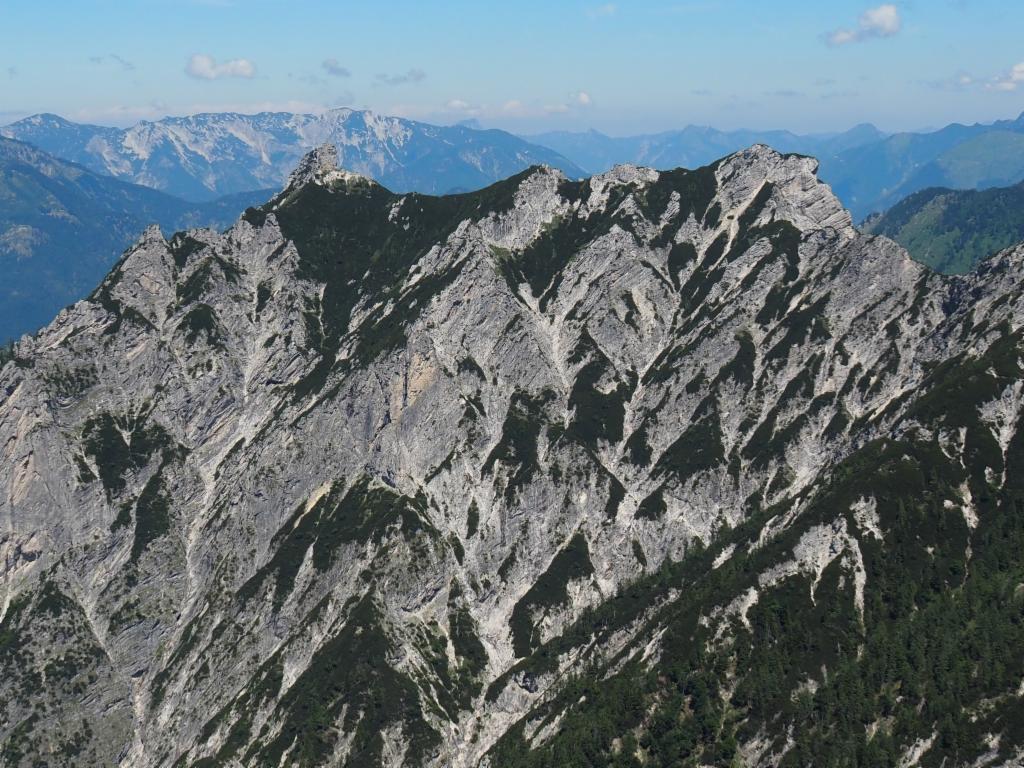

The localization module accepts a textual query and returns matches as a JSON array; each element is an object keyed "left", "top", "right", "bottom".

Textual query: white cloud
[
  {"left": 549, "top": 91, "right": 594, "bottom": 114},
  {"left": 185, "top": 54, "right": 256, "bottom": 80},
  {"left": 929, "top": 71, "right": 976, "bottom": 91},
  {"left": 374, "top": 68, "right": 427, "bottom": 86},
  {"left": 826, "top": 4, "right": 901, "bottom": 46},
  {"left": 542, "top": 91, "right": 594, "bottom": 114},
  {"left": 89, "top": 54, "right": 135, "bottom": 72},
  {"left": 861, "top": 4, "right": 901, "bottom": 34},
  {"left": 587, "top": 3, "right": 617, "bottom": 18},
  {"left": 988, "top": 62, "right": 1024, "bottom": 92},
  {"left": 322, "top": 59, "right": 351, "bottom": 78},
  {"left": 405, "top": 92, "right": 593, "bottom": 125}
]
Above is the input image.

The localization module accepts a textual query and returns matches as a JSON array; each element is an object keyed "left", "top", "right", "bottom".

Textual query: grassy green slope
[{"left": 865, "top": 180, "right": 1024, "bottom": 274}]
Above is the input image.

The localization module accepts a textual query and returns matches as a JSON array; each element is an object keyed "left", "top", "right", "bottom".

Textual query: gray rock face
[{"left": 1, "top": 145, "right": 1023, "bottom": 766}]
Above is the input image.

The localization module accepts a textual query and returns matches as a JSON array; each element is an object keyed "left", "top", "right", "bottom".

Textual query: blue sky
[{"left": 1, "top": 0, "right": 1022, "bottom": 134}]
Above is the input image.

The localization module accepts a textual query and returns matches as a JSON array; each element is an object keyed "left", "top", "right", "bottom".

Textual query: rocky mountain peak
[
  {"left": 2, "top": 143, "right": 1024, "bottom": 767},
  {"left": 282, "top": 142, "right": 374, "bottom": 192},
  {"left": 716, "top": 144, "right": 853, "bottom": 233}
]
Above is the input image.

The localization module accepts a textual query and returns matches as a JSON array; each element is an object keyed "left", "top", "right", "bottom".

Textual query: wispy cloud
[
  {"left": 374, "top": 68, "right": 426, "bottom": 86},
  {"left": 292, "top": 72, "right": 325, "bottom": 86},
  {"left": 988, "top": 62, "right": 1024, "bottom": 92},
  {"left": 587, "top": 3, "right": 617, "bottom": 18},
  {"left": 6, "top": 67, "right": 17, "bottom": 79},
  {"left": 930, "top": 62, "right": 1023, "bottom": 93},
  {"left": 928, "top": 71, "right": 976, "bottom": 91},
  {"left": 826, "top": 4, "right": 901, "bottom": 46},
  {"left": 445, "top": 99, "right": 477, "bottom": 113},
  {"left": 322, "top": 59, "right": 351, "bottom": 78},
  {"left": 439, "top": 91, "right": 593, "bottom": 122},
  {"left": 332, "top": 92, "right": 356, "bottom": 108},
  {"left": 89, "top": 54, "right": 135, "bottom": 71},
  {"left": 543, "top": 91, "right": 594, "bottom": 114},
  {"left": 818, "top": 89, "right": 860, "bottom": 101},
  {"left": 185, "top": 54, "right": 256, "bottom": 80},
  {"left": 0, "top": 109, "right": 32, "bottom": 122}
]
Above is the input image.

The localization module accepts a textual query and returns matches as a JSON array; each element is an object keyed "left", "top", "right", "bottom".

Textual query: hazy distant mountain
[
  {"left": 531, "top": 114, "right": 1024, "bottom": 220},
  {"left": 864, "top": 179, "right": 1024, "bottom": 273},
  {"left": 818, "top": 112, "right": 1024, "bottom": 219},
  {"left": 526, "top": 123, "right": 887, "bottom": 176},
  {"left": 2, "top": 110, "right": 585, "bottom": 201},
  {"left": 0, "top": 136, "right": 268, "bottom": 340}
]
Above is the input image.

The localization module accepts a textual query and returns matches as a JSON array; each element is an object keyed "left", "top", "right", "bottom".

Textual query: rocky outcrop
[{"left": 1, "top": 145, "right": 1023, "bottom": 767}]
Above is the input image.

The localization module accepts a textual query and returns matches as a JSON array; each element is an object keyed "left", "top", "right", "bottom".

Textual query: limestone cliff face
[{"left": 1, "top": 145, "right": 1023, "bottom": 767}]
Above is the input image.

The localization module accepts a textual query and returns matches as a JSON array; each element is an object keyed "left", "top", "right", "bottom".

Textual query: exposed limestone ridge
[
  {"left": 597, "top": 163, "right": 661, "bottom": 186},
  {"left": 282, "top": 142, "right": 375, "bottom": 193},
  {"left": 286, "top": 143, "right": 338, "bottom": 188},
  {"left": 137, "top": 222, "right": 167, "bottom": 245},
  {"left": 2, "top": 141, "right": 1024, "bottom": 767},
  {"left": 716, "top": 143, "right": 854, "bottom": 234},
  {"left": 523, "top": 163, "right": 568, "bottom": 181}
]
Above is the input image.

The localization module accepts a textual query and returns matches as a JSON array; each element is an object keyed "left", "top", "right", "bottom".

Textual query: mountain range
[
  {"left": 5, "top": 107, "right": 1024, "bottom": 334},
  {"left": 0, "top": 136, "right": 270, "bottom": 341},
  {"left": 864, "top": 179, "right": 1024, "bottom": 274},
  {"left": 1, "top": 110, "right": 585, "bottom": 201},
  {"left": 526, "top": 122, "right": 888, "bottom": 178},
  {"left": 2, "top": 144, "right": 1023, "bottom": 766},
  {"left": 529, "top": 112, "right": 1024, "bottom": 220},
  {"left": 7, "top": 111, "right": 1024, "bottom": 224}
]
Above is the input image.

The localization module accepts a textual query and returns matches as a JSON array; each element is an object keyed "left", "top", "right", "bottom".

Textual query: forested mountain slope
[{"left": 865, "top": 179, "right": 1024, "bottom": 274}]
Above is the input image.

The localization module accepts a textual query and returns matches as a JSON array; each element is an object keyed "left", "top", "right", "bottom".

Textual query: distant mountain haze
[
  {"left": 1, "top": 109, "right": 585, "bottom": 202},
  {"left": 819, "top": 114, "right": 1024, "bottom": 220},
  {"left": 7, "top": 109, "right": 1024, "bottom": 222},
  {"left": 525, "top": 123, "right": 889, "bottom": 176},
  {"left": 527, "top": 112, "right": 1024, "bottom": 220},
  {"left": 0, "top": 137, "right": 269, "bottom": 341}
]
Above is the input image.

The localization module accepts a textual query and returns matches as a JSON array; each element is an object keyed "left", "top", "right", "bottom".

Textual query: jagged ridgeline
[{"left": 1, "top": 143, "right": 1023, "bottom": 767}]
